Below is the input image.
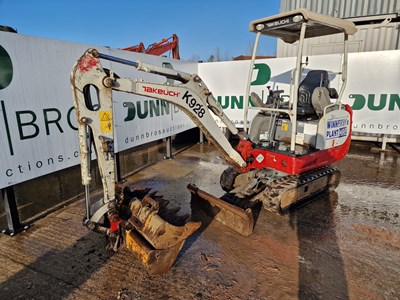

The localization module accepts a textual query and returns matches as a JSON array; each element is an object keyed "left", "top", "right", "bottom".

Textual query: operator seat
[{"left": 297, "top": 70, "right": 330, "bottom": 117}]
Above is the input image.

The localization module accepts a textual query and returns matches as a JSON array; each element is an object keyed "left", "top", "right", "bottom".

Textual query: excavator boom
[
  {"left": 121, "top": 42, "right": 145, "bottom": 53},
  {"left": 122, "top": 34, "right": 180, "bottom": 59},
  {"left": 145, "top": 34, "right": 180, "bottom": 59},
  {"left": 71, "top": 48, "right": 248, "bottom": 274}
]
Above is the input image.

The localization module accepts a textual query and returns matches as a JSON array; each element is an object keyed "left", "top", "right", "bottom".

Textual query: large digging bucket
[
  {"left": 125, "top": 195, "right": 200, "bottom": 275},
  {"left": 187, "top": 184, "right": 259, "bottom": 237}
]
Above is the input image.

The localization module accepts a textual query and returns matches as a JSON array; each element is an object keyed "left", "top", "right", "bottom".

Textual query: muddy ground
[{"left": 0, "top": 141, "right": 399, "bottom": 300}]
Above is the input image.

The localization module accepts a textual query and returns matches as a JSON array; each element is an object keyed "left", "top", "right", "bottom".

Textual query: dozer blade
[
  {"left": 126, "top": 195, "right": 201, "bottom": 275},
  {"left": 187, "top": 184, "right": 257, "bottom": 237}
]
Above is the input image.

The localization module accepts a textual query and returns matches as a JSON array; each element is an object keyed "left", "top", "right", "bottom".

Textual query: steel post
[
  {"left": 199, "top": 130, "right": 205, "bottom": 144},
  {"left": 1, "top": 186, "right": 26, "bottom": 236},
  {"left": 164, "top": 136, "right": 173, "bottom": 159},
  {"left": 114, "top": 152, "right": 121, "bottom": 182}
]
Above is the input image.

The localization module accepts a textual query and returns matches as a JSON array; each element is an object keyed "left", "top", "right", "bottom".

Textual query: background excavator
[
  {"left": 70, "top": 9, "right": 357, "bottom": 275},
  {"left": 121, "top": 34, "right": 180, "bottom": 59}
]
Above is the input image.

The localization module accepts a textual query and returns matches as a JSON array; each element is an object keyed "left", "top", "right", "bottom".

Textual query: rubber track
[{"left": 256, "top": 165, "right": 340, "bottom": 214}]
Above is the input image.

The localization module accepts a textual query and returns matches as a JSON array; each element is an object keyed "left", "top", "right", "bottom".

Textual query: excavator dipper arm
[
  {"left": 95, "top": 50, "right": 246, "bottom": 168},
  {"left": 70, "top": 48, "right": 248, "bottom": 274}
]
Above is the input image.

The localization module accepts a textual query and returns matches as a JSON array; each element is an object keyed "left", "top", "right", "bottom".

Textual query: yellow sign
[
  {"left": 99, "top": 111, "right": 112, "bottom": 132},
  {"left": 282, "top": 123, "right": 289, "bottom": 131}
]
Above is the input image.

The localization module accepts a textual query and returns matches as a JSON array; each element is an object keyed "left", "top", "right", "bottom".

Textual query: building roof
[{"left": 233, "top": 55, "right": 275, "bottom": 61}]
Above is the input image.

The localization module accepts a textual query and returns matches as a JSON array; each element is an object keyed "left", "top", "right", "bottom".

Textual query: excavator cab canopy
[
  {"left": 244, "top": 9, "right": 357, "bottom": 151},
  {"left": 249, "top": 9, "right": 357, "bottom": 43}
]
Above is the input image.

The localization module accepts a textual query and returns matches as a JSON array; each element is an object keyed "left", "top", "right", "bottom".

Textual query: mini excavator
[{"left": 70, "top": 9, "right": 357, "bottom": 274}]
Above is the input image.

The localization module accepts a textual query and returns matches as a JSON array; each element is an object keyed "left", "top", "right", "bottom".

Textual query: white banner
[
  {"left": 0, "top": 32, "right": 195, "bottom": 188},
  {"left": 345, "top": 51, "right": 400, "bottom": 134},
  {"left": 106, "top": 48, "right": 197, "bottom": 153},
  {"left": 199, "top": 50, "right": 400, "bottom": 135},
  {"left": 1, "top": 31, "right": 399, "bottom": 189}
]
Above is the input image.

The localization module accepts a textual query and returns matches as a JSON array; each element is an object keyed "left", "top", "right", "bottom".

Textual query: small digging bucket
[{"left": 125, "top": 196, "right": 200, "bottom": 275}]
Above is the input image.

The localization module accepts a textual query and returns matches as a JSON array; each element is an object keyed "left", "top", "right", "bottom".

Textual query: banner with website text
[
  {"left": 199, "top": 50, "right": 400, "bottom": 135},
  {"left": 1, "top": 31, "right": 398, "bottom": 188},
  {"left": 0, "top": 32, "right": 196, "bottom": 188}
]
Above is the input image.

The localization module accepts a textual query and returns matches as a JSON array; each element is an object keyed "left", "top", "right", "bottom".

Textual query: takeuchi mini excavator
[{"left": 70, "top": 9, "right": 357, "bottom": 275}]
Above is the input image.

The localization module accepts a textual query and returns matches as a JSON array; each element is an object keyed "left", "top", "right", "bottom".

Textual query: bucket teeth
[
  {"left": 148, "top": 190, "right": 158, "bottom": 198},
  {"left": 156, "top": 198, "right": 170, "bottom": 207},
  {"left": 128, "top": 196, "right": 200, "bottom": 249},
  {"left": 122, "top": 186, "right": 152, "bottom": 199},
  {"left": 158, "top": 206, "right": 181, "bottom": 222},
  {"left": 121, "top": 186, "right": 200, "bottom": 275}
]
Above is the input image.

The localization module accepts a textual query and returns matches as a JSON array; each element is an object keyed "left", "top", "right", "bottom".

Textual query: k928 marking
[{"left": 182, "top": 91, "right": 205, "bottom": 118}]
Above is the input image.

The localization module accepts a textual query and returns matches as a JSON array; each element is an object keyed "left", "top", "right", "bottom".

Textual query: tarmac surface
[{"left": 0, "top": 141, "right": 399, "bottom": 300}]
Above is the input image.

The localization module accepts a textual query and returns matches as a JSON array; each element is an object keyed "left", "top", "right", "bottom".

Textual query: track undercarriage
[{"left": 188, "top": 165, "right": 340, "bottom": 236}]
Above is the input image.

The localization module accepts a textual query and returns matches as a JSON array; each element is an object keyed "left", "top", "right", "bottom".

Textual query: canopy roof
[{"left": 249, "top": 9, "right": 357, "bottom": 43}]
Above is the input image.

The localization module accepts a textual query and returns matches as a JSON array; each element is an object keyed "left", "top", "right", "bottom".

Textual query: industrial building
[{"left": 278, "top": 0, "right": 400, "bottom": 56}]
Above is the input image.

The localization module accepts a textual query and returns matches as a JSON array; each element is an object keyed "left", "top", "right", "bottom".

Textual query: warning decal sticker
[{"left": 99, "top": 111, "right": 112, "bottom": 132}]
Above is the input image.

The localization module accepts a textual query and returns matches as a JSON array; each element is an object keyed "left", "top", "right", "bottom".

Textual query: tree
[
  {"left": 246, "top": 40, "right": 255, "bottom": 56},
  {"left": 187, "top": 54, "right": 201, "bottom": 62},
  {"left": 214, "top": 47, "right": 221, "bottom": 61}
]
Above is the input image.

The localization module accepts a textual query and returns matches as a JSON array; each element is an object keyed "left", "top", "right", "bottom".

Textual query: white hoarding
[
  {"left": 1, "top": 31, "right": 399, "bottom": 189},
  {"left": 105, "top": 48, "right": 197, "bottom": 153},
  {"left": 199, "top": 50, "right": 400, "bottom": 135},
  {"left": 0, "top": 32, "right": 196, "bottom": 188},
  {"left": 345, "top": 51, "right": 400, "bottom": 134}
]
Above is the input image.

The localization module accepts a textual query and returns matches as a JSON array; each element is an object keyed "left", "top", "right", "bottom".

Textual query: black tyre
[{"left": 220, "top": 167, "right": 239, "bottom": 192}]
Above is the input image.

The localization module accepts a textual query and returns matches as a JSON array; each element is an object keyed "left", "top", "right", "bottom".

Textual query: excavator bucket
[
  {"left": 123, "top": 193, "right": 200, "bottom": 275},
  {"left": 125, "top": 229, "right": 188, "bottom": 275},
  {"left": 187, "top": 184, "right": 260, "bottom": 237}
]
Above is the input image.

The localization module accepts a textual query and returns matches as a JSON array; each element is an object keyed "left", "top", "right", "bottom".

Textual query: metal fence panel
[{"left": 280, "top": 0, "right": 399, "bottom": 18}]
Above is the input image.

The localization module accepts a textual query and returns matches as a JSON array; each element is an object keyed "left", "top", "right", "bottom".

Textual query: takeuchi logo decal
[{"left": 0, "top": 45, "right": 13, "bottom": 90}]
